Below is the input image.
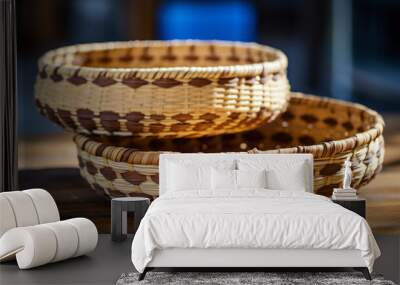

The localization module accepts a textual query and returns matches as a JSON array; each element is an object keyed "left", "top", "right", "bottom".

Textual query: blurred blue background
[
  {"left": 17, "top": 0, "right": 400, "bottom": 137},
  {"left": 158, "top": 1, "right": 256, "bottom": 41}
]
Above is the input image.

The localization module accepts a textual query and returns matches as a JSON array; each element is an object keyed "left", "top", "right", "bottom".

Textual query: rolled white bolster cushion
[
  {"left": 42, "top": 221, "right": 79, "bottom": 263},
  {"left": 23, "top": 188, "right": 60, "bottom": 224},
  {"left": 0, "top": 226, "right": 57, "bottom": 268},
  {"left": 0, "top": 218, "right": 98, "bottom": 269},
  {"left": 0, "top": 196, "right": 17, "bottom": 237},
  {"left": 1, "top": 191, "right": 39, "bottom": 228},
  {"left": 0, "top": 189, "right": 59, "bottom": 238},
  {"left": 64, "top": 218, "right": 98, "bottom": 257}
]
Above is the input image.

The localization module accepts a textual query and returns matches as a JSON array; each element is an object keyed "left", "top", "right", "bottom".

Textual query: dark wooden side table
[
  {"left": 332, "top": 197, "right": 366, "bottom": 218},
  {"left": 111, "top": 197, "right": 150, "bottom": 241}
]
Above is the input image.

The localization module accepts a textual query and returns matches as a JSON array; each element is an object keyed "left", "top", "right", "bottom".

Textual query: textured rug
[{"left": 116, "top": 271, "right": 395, "bottom": 285}]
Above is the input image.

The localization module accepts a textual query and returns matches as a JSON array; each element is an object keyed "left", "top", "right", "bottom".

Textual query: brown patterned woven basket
[
  {"left": 74, "top": 134, "right": 166, "bottom": 198},
  {"left": 75, "top": 93, "right": 384, "bottom": 198},
  {"left": 36, "top": 40, "right": 290, "bottom": 139}
]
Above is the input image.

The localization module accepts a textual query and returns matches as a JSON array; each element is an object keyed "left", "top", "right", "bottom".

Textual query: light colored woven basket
[
  {"left": 75, "top": 93, "right": 384, "bottom": 198},
  {"left": 36, "top": 40, "right": 290, "bottom": 138},
  {"left": 74, "top": 134, "right": 167, "bottom": 198}
]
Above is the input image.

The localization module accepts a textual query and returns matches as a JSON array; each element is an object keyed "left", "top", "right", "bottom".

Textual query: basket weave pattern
[
  {"left": 74, "top": 134, "right": 165, "bottom": 198},
  {"left": 249, "top": 94, "right": 385, "bottom": 196},
  {"left": 35, "top": 41, "right": 289, "bottom": 138},
  {"left": 75, "top": 93, "right": 384, "bottom": 198}
]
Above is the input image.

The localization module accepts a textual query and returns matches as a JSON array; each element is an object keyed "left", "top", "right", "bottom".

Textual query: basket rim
[
  {"left": 253, "top": 92, "right": 385, "bottom": 157},
  {"left": 74, "top": 134, "right": 168, "bottom": 165},
  {"left": 74, "top": 93, "right": 385, "bottom": 162},
  {"left": 38, "top": 40, "right": 288, "bottom": 79}
]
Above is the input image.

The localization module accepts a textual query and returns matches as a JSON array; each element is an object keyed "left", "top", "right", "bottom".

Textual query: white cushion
[
  {"left": 236, "top": 169, "right": 267, "bottom": 189},
  {"left": 160, "top": 154, "right": 237, "bottom": 195},
  {"left": 167, "top": 163, "right": 212, "bottom": 192},
  {"left": 42, "top": 221, "right": 79, "bottom": 262},
  {"left": 237, "top": 158, "right": 310, "bottom": 192},
  {"left": 212, "top": 168, "right": 237, "bottom": 190},
  {"left": 266, "top": 164, "right": 308, "bottom": 191},
  {"left": 65, "top": 218, "right": 98, "bottom": 257},
  {"left": 1, "top": 191, "right": 39, "bottom": 227},
  {"left": 211, "top": 169, "right": 267, "bottom": 192},
  {"left": 0, "top": 196, "right": 17, "bottom": 237},
  {"left": 0, "top": 226, "right": 57, "bottom": 268},
  {"left": 0, "top": 189, "right": 98, "bottom": 269},
  {"left": 159, "top": 154, "right": 313, "bottom": 195},
  {"left": 0, "top": 189, "right": 60, "bottom": 238},
  {"left": 0, "top": 218, "right": 97, "bottom": 269},
  {"left": 24, "top": 189, "right": 60, "bottom": 224}
]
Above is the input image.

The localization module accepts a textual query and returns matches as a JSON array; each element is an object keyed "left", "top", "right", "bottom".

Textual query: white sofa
[{"left": 0, "top": 189, "right": 98, "bottom": 269}]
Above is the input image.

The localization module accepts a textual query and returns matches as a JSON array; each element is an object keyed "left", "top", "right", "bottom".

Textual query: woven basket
[
  {"left": 75, "top": 93, "right": 384, "bottom": 198},
  {"left": 36, "top": 40, "right": 290, "bottom": 139},
  {"left": 74, "top": 134, "right": 166, "bottom": 198}
]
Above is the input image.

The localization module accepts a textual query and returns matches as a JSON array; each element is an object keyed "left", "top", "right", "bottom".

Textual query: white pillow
[
  {"left": 236, "top": 169, "right": 267, "bottom": 189},
  {"left": 167, "top": 163, "right": 212, "bottom": 192},
  {"left": 237, "top": 159, "right": 310, "bottom": 192},
  {"left": 212, "top": 168, "right": 237, "bottom": 190},
  {"left": 265, "top": 163, "right": 308, "bottom": 191}
]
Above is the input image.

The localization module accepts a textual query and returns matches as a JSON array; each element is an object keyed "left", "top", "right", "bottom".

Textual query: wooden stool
[{"left": 111, "top": 197, "right": 150, "bottom": 242}]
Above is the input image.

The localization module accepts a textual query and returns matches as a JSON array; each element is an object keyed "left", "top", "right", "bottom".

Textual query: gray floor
[
  {"left": 1, "top": 235, "right": 399, "bottom": 285},
  {"left": 0, "top": 235, "right": 134, "bottom": 285},
  {"left": 374, "top": 235, "right": 400, "bottom": 284}
]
